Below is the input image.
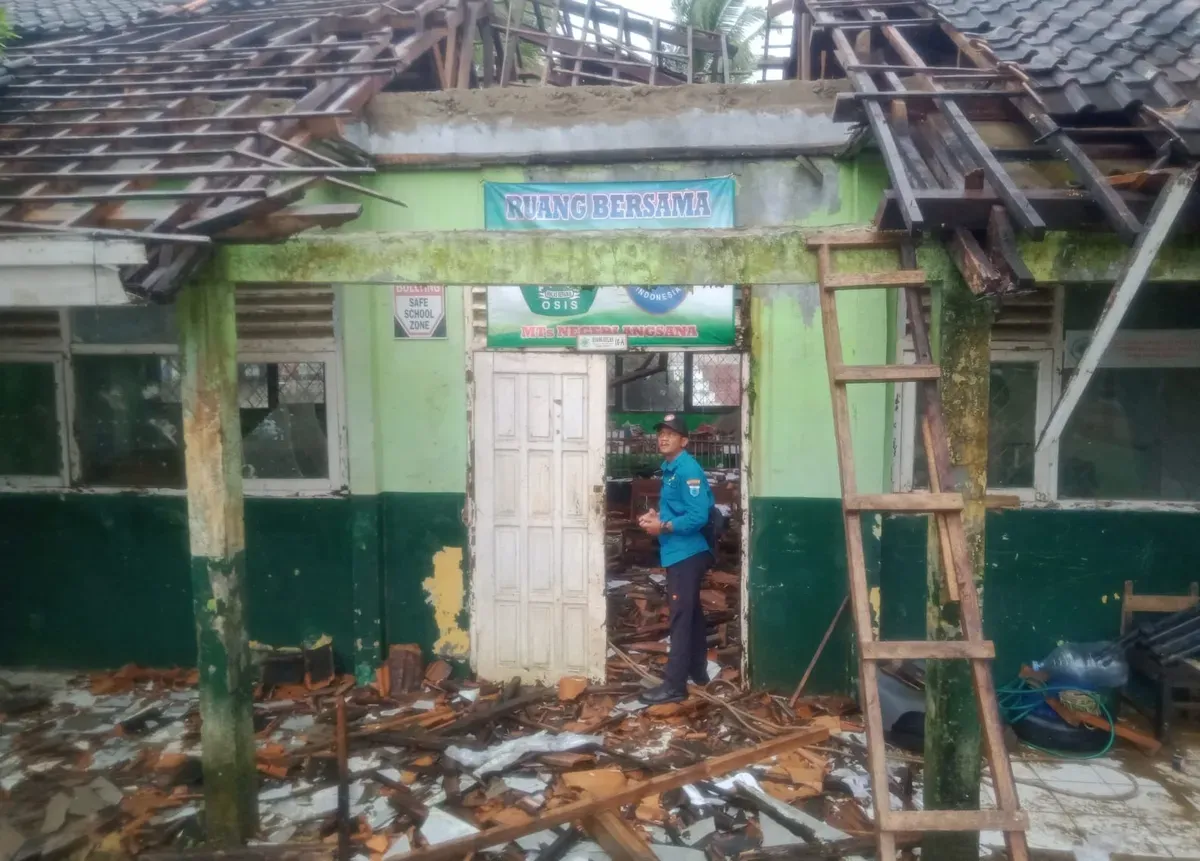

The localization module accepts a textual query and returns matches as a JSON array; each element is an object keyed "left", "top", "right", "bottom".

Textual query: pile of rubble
[
  {"left": 606, "top": 566, "right": 742, "bottom": 688},
  {"left": 0, "top": 657, "right": 888, "bottom": 861}
]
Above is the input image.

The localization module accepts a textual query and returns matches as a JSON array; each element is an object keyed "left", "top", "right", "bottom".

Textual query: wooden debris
[
  {"left": 562, "top": 769, "right": 627, "bottom": 798},
  {"left": 386, "top": 645, "right": 425, "bottom": 695},
  {"left": 390, "top": 727, "right": 830, "bottom": 861},
  {"left": 556, "top": 677, "right": 588, "bottom": 702},
  {"left": 424, "top": 661, "right": 452, "bottom": 686},
  {"left": 583, "top": 810, "right": 655, "bottom": 861},
  {"left": 1044, "top": 696, "right": 1162, "bottom": 754}
]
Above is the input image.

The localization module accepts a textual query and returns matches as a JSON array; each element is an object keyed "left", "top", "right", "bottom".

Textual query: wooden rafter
[
  {"left": 0, "top": 0, "right": 478, "bottom": 299},
  {"left": 779, "top": 0, "right": 1189, "bottom": 293},
  {"left": 494, "top": 0, "right": 730, "bottom": 87}
]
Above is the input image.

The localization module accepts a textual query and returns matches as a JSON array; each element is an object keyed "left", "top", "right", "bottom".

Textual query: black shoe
[{"left": 638, "top": 684, "right": 687, "bottom": 705}]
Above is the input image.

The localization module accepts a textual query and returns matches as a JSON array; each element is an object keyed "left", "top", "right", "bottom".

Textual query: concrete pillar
[
  {"left": 178, "top": 270, "right": 258, "bottom": 844},
  {"left": 923, "top": 269, "right": 991, "bottom": 861}
]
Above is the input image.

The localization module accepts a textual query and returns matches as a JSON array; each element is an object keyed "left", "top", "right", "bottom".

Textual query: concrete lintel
[
  {"left": 0, "top": 265, "right": 131, "bottom": 307},
  {"left": 225, "top": 228, "right": 946, "bottom": 286},
  {"left": 0, "top": 238, "right": 145, "bottom": 267},
  {"left": 223, "top": 227, "right": 1200, "bottom": 287},
  {"left": 352, "top": 82, "right": 854, "bottom": 164}
]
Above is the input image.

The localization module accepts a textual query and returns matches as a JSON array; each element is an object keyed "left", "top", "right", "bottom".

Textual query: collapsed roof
[{"left": 0, "top": 0, "right": 732, "bottom": 299}]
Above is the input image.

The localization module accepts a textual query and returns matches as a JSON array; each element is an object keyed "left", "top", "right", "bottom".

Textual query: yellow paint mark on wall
[
  {"left": 423, "top": 546, "right": 469, "bottom": 658},
  {"left": 1101, "top": 594, "right": 1109, "bottom": 604}
]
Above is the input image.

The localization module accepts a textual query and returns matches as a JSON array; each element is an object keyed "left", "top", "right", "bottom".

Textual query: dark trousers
[{"left": 663, "top": 550, "right": 713, "bottom": 691}]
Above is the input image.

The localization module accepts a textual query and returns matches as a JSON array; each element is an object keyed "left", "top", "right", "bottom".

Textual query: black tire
[{"left": 1011, "top": 711, "right": 1110, "bottom": 754}]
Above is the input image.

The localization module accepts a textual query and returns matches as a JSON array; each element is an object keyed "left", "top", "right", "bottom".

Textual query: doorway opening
[{"left": 603, "top": 351, "right": 745, "bottom": 685}]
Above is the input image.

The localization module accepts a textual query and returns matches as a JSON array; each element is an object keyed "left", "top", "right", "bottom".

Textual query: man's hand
[{"left": 640, "top": 511, "right": 664, "bottom": 536}]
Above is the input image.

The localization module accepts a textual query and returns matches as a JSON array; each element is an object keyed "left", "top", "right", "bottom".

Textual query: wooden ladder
[{"left": 812, "top": 231, "right": 1029, "bottom": 861}]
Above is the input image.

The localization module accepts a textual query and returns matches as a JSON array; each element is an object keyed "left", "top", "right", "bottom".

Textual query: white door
[{"left": 472, "top": 352, "right": 608, "bottom": 682}]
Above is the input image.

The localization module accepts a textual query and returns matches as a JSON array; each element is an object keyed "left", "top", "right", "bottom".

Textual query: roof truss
[{"left": 764, "top": 0, "right": 1198, "bottom": 293}]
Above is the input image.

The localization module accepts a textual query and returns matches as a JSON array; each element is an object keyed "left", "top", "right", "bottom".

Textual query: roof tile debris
[
  {"left": 927, "top": 0, "right": 1200, "bottom": 116},
  {"left": 0, "top": 0, "right": 232, "bottom": 40}
]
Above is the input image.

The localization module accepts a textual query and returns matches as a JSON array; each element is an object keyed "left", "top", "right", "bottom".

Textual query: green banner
[
  {"left": 485, "top": 177, "right": 734, "bottom": 230},
  {"left": 486, "top": 286, "right": 735, "bottom": 348},
  {"left": 484, "top": 179, "right": 735, "bottom": 347}
]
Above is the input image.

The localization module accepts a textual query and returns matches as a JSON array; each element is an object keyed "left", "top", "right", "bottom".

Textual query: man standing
[{"left": 638, "top": 414, "right": 715, "bottom": 705}]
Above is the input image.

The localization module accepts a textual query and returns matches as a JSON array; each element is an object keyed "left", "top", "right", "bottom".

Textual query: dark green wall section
[
  {"left": 752, "top": 500, "right": 1200, "bottom": 692},
  {"left": 244, "top": 498, "right": 356, "bottom": 659},
  {"left": 0, "top": 492, "right": 465, "bottom": 672},
  {"left": 749, "top": 497, "right": 869, "bottom": 694},
  {"left": 0, "top": 494, "right": 196, "bottom": 668},
  {"left": 880, "top": 508, "right": 1200, "bottom": 682},
  {"left": 380, "top": 493, "right": 469, "bottom": 666}
]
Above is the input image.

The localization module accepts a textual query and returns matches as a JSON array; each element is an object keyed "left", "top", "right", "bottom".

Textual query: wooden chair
[
  {"left": 1121, "top": 580, "right": 1200, "bottom": 744},
  {"left": 1121, "top": 580, "right": 1199, "bottom": 635}
]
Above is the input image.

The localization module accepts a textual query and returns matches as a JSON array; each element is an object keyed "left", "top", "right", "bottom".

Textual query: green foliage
[
  {"left": 0, "top": 10, "right": 14, "bottom": 53},
  {"left": 669, "top": 0, "right": 769, "bottom": 82}
]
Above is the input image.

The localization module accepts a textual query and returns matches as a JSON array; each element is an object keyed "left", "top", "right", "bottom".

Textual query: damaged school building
[{"left": 5, "top": 0, "right": 1200, "bottom": 857}]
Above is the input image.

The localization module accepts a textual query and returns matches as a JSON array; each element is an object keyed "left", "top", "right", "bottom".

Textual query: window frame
[
  {"left": 895, "top": 285, "right": 1200, "bottom": 511},
  {"left": 0, "top": 308, "right": 347, "bottom": 498},
  {"left": 236, "top": 348, "right": 345, "bottom": 495},
  {"left": 611, "top": 350, "right": 742, "bottom": 414},
  {"left": 988, "top": 348, "right": 1054, "bottom": 503},
  {"left": 0, "top": 352, "right": 70, "bottom": 490}
]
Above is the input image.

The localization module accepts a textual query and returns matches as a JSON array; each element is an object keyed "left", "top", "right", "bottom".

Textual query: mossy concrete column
[
  {"left": 923, "top": 270, "right": 991, "bottom": 861},
  {"left": 178, "top": 269, "right": 258, "bottom": 844}
]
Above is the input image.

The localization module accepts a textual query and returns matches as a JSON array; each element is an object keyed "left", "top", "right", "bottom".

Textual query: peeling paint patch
[
  {"left": 423, "top": 546, "right": 469, "bottom": 658},
  {"left": 868, "top": 586, "right": 882, "bottom": 636}
]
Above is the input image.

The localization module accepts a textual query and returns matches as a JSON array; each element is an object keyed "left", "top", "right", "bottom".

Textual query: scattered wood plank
[
  {"left": 140, "top": 848, "right": 332, "bottom": 861},
  {"left": 390, "top": 726, "right": 830, "bottom": 861},
  {"left": 740, "top": 833, "right": 921, "bottom": 860},
  {"left": 1043, "top": 697, "right": 1162, "bottom": 755},
  {"left": 583, "top": 811, "right": 656, "bottom": 861}
]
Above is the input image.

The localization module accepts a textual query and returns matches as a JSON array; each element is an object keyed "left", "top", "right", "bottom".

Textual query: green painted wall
[
  {"left": 340, "top": 170, "right": 522, "bottom": 497},
  {"left": 750, "top": 498, "right": 882, "bottom": 693},
  {"left": 0, "top": 494, "right": 356, "bottom": 669},
  {"left": 0, "top": 492, "right": 470, "bottom": 672},
  {"left": 742, "top": 159, "right": 894, "bottom": 691},
  {"left": 879, "top": 509, "right": 1200, "bottom": 683}
]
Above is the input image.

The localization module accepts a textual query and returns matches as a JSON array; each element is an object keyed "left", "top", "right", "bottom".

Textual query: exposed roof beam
[{"left": 1036, "top": 164, "right": 1200, "bottom": 454}]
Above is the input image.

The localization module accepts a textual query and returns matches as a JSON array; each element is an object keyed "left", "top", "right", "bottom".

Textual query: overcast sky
[{"left": 637, "top": 0, "right": 770, "bottom": 23}]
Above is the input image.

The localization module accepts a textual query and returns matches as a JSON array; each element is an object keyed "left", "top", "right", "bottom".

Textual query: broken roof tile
[{"left": 930, "top": 0, "right": 1200, "bottom": 115}]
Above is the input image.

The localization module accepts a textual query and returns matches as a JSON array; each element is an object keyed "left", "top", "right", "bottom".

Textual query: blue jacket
[{"left": 657, "top": 450, "right": 714, "bottom": 567}]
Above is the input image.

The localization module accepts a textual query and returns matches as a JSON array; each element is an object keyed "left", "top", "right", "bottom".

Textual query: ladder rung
[
  {"left": 835, "top": 364, "right": 941, "bottom": 383},
  {"left": 823, "top": 270, "right": 927, "bottom": 290},
  {"left": 844, "top": 492, "right": 964, "bottom": 513},
  {"left": 862, "top": 641, "right": 995, "bottom": 661},
  {"left": 807, "top": 231, "right": 908, "bottom": 249},
  {"left": 880, "top": 809, "right": 1029, "bottom": 833}
]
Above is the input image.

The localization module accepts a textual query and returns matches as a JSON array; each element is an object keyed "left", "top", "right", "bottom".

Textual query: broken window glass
[
  {"left": 618, "top": 352, "right": 685, "bottom": 411},
  {"left": 1058, "top": 285, "right": 1200, "bottom": 501},
  {"left": 988, "top": 363, "right": 1038, "bottom": 488},
  {"left": 0, "top": 361, "right": 60, "bottom": 477},
  {"left": 74, "top": 357, "right": 329, "bottom": 486},
  {"left": 241, "top": 361, "right": 329, "bottom": 480},
  {"left": 912, "top": 360, "right": 1038, "bottom": 490},
  {"left": 1060, "top": 368, "right": 1200, "bottom": 500},
  {"left": 74, "top": 355, "right": 184, "bottom": 487}
]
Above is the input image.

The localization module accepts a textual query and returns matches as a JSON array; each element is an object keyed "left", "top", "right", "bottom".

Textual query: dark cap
[{"left": 654, "top": 413, "right": 688, "bottom": 436}]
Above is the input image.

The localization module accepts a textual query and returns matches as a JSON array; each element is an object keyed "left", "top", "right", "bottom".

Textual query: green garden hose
[{"left": 996, "top": 677, "right": 1117, "bottom": 760}]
